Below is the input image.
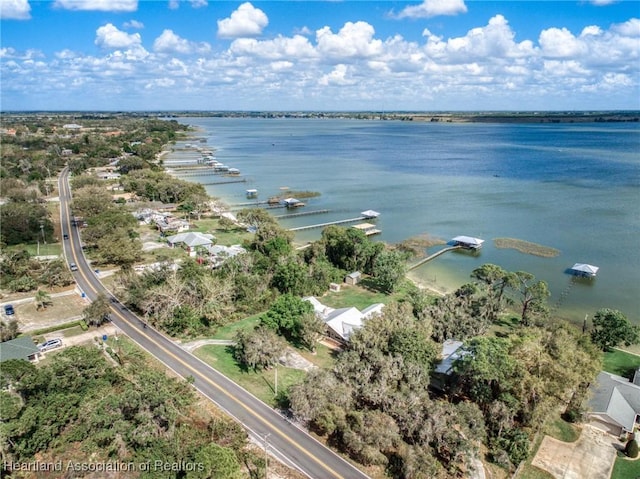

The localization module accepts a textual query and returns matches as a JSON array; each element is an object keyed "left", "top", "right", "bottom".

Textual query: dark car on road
[
  {"left": 4, "top": 304, "right": 15, "bottom": 316},
  {"left": 63, "top": 234, "right": 69, "bottom": 240}
]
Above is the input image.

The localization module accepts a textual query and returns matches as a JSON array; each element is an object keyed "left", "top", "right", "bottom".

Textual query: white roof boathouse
[
  {"left": 451, "top": 235, "right": 485, "bottom": 250},
  {"left": 569, "top": 263, "right": 599, "bottom": 278}
]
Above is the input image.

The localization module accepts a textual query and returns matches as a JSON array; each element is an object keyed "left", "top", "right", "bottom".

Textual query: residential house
[
  {"left": 166, "top": 232, "right": 215, "bottom": 257},
  {"left": 587, "top": 370, "right": 640, "bottom": 437},
  {"left": 156, "top": 217, "right": 190, "bottom": 235},
  {"left": 0, "top": 336, "right": 40, "bottom": 363},
  {"left": 431, "top": 340, "right": 466, "bottom": 391},
  {"left": 304, "top": 297, "right": 384, "bottom": 343},
  {"left": 207, "top": 244, "right": 246, "bottom": 268}
]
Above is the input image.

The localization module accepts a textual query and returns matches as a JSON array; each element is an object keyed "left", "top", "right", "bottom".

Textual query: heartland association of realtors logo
[{"left": 3, "top": 460, "right": 205, "bottom": 473}]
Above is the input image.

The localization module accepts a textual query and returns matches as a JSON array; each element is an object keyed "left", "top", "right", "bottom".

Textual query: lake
[{"left": 166, "top": 117, "right": 640, "bottom": 326}]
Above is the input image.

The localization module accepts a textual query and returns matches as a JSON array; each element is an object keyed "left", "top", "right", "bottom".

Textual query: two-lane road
[{"left": 58, "top": 168, "right": 369, "bottom": 479}]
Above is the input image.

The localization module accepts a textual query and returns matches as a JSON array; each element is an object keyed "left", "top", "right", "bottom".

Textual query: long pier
[
  {"left": 407, "top": 245, "right": 462, "bottom": 271},
  {"left": 199, "top": 178, "right": 247, "bottom": 186},
  {"left": 288, "top": 216, "right": 366, "bottom": 232},
  {"left": 275, "top": 209, "right": 330, "bottom": 219}
]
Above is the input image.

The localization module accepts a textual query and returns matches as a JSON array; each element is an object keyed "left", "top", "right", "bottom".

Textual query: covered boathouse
[
  {"left": 569, "top": 263, "right": 599, "bottom": 277},
  {"left": 450, "top": 235, "right": 485, "bottom": 249}
]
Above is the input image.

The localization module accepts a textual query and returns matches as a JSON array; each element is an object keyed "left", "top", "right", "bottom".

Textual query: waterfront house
[
  {"left": 303, "top": 297, "right": 384, "bottom": 343},
  {"left": 586, "top": 371, "right": 640, "bottom": 437}
]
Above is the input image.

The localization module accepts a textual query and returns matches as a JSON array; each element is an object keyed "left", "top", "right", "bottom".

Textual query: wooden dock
[
  {"left": 408, "top": 245, "right": 462, "bottom": 271},
  {"left": 198, "top": 178, "right": 246, "bottom": 186},
  {"left": 288, "top": 216, "right": 366, "bottom": 232},
  {"left": 275, "top": 209, "right": 330, "bottom": 219}
]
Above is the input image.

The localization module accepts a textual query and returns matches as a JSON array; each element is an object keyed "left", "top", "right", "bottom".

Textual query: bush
[
  {"left": 79, "top": 320, "right": 88, "bottom": 331},
  {"left": 625, "top": 438, "right": 638, "bottom": 458}
]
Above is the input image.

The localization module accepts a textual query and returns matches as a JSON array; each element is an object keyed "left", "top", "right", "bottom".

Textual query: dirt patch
[
  {"left": 531, "top": 426, "right": 616, "bottom": 479},
  {"left": 4, "top": 290, "right": 89, "bottom": 333}
]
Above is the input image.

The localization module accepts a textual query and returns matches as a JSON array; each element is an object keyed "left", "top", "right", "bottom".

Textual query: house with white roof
[
  {"left": 303, "top": 297, "right": 384, "bottom": 343},
  {"left": 166, "top": 232, "right": 215, "bottom": 256}
]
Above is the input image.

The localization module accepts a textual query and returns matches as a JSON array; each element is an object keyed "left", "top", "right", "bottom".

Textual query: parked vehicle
[
  {"left": 38, "top": 338, "right": 63, "bottom": 352},
  {"left": 4, "top": 304, "right": 15, "bottom": 316}
]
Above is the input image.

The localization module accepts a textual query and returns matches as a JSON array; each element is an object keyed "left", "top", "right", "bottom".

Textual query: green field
[
  {"left": 611, "top": 455, "right": 640, "bottom": 479},
  {"left": 212, "top": 314, "right": 261, "bottom": 340},
  {"left": 194, "top": 344, "right": 307, "bottom": 405},
  {"left": 544, "top": 417, "right": 580, "bottom": 443},
  {"left": 603, "top": 349, "right": 640, "bottom": 379}
]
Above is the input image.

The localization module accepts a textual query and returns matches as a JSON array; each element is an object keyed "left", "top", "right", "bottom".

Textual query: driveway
[{"left": 531, "top": 425, "right": 616, "bottom": 479}]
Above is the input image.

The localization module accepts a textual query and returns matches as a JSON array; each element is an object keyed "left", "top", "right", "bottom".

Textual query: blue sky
[{"left": 1, "top": 0, "right": 639, "bottom": 111}]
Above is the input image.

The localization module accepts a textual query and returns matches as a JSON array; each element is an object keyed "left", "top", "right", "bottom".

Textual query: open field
[{"left": 194, "top": 344, "right": 306, "bottom": 405}]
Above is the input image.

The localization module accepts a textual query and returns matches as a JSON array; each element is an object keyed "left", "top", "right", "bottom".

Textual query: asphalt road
[{"left": 58, "top": 169, "right": 370, "bottom": 479}]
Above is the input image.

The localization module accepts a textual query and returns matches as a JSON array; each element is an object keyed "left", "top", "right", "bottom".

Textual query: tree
[
  {"left": 471, "top": 264, "right": 517, "bottom": 322},
  {"left": 624, "top": 438, "right": 639, "bottom": 458},
  {"left": 34, "top": 289, "right": 52, "bottom": 311},
  {"left": 0, "top": 201, "right": 54, "bottom": 245},
  {"left": 260, "top": 293, "right": 314, "bottom": 339},
  {"left": 0, "top": 319, "right": 19, "bottom": 342},
  {"left": 321, "top": 225, "right": 383, "bottom": 273},
  {"left": 372, "top": 249, "right": 407, "bottom": 293},
  {"left": 82, "top": 293, "right": 111, "bottom": 327},
  {"left": 188, "top": 443, "right": 242, "bottom": 479},
  {"left": 512, "top": 271, "right": 549, "bottom": 326},
  {"left": 233, "top": 326, "right": 285, "bottom": 371},
  {"left": 590, "top": 308, "right": 639, "bottom": 351},
  {"left": 296, "top": 312, "right": 325, "bottom": 351}
]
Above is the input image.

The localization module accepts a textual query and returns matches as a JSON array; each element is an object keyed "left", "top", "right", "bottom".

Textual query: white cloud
[
  {"left": 54, "top": 0, "right": 137, "bottom": 12},
  {"left": 316, "top": 21, "right": 383, "bottom": 60},
  {"left": 95, "top": 23, "right": 142, "bottom": 49},
  {"left": 153, "top": 29, "right": 210, "bottom": 54},
  {"left": 2, "top": 13, "right": 638, "bottom": 111},
  {"left": 229, "top": 35, "right": 315, "bottom": 60},
  {"left": 590, "top": 0, "right": 617, "bottom": 5},
  {"left": 612, "top": 18, "right": 640, "bottom": 37},
  {"left": 217, "top": 2, "right": 268, "bottom": 39},
  {"left": 168, "top": 0, "right": 179, "bottom": 9},
  {"left": 539, "top": 27, "right": 587, "bottom": 58},
  {"left": 319, "top": 64, "right": 356, "bottom": 86},
  {"left": 424, "top": 15, "right": 536, "bottom": 63},
  {"left": 124, "top": 19, "right": 144, "bottom": 29},
  {"left": 395, "top": 0, "right": 467, "bottom": 19},
  {"left": 1, "top": 0, "right": 31, "bottom": 20},
  {"left": 188, "top": 0, "right": 207, "bottom": 7}
]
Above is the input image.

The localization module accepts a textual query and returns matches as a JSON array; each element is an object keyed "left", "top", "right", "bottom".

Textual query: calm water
[{"left": 167, "top": 118, "right": 640, "bottom": 325}]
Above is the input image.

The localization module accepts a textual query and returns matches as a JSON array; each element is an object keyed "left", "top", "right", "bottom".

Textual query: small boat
[
  {"left": 228, "top": 168, "right": 240, "bottom": 175},
  {"left": 246, "top": 189, "right": 258, "bottom": 198}
]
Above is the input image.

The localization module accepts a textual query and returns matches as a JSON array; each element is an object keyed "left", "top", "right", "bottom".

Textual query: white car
[{"left": 38, "top": 338, "right": 63, "bottom": 352}]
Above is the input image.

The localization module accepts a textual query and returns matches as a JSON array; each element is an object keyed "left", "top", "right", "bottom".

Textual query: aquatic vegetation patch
[{"left": 494, "top": 238, "right": 560, "bottom": 258}]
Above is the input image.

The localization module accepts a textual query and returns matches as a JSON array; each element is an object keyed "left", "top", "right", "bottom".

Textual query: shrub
[{"left": 625, "top": 438, "right": 639, "bottom": 458}]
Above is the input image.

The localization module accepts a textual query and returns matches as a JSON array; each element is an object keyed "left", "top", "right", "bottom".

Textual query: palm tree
[{"left": 34, "top": 289, "right": 52, "bottom": 311}]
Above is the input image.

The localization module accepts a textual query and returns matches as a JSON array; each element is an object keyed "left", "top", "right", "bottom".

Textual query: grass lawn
[
  {"left": 190, "top": 218, "right": 251, "bottom": 246},
  {"left": 544, "top": 417, "right": 580, "bottom": 443},
  {"left": 611, "top": 455, "right": 640, "bottom": 479},
  {"left": 4, "top": 242, "right": 63, "bottom": 257},
  {"left": 517, "top": 465, "right": 555, "bottom": 479},
  {"left": 298, "top": 343, "right": 339, "bottom": 370},
  {"left": 603, "top": 349, "right": 640, "bottom": 380},
  {"left": 212, "top": 314, "right": 261, "bottom": 340},
  {"left": 193, "top": 344, "right": 307, "bottom": 406},
  {"left": 321, "top": 282, "right": 390, "bottom": 311}
]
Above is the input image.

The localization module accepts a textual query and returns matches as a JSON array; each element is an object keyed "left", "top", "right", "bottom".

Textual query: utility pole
[{"left": 263, "top": 433, "right": 270, "bottom": 479}]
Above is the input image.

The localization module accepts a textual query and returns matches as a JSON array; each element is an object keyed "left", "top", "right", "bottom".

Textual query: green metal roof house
[{"left": 0, "top": 336, "right": 40, "bottom": 362}]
